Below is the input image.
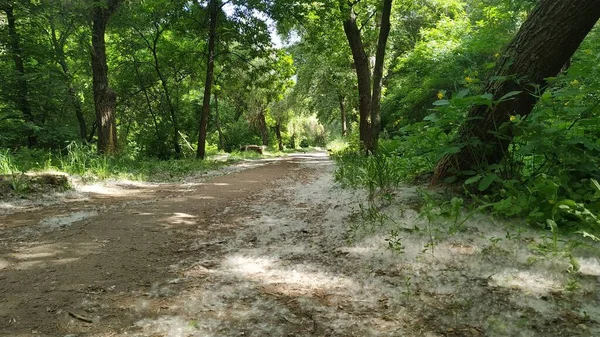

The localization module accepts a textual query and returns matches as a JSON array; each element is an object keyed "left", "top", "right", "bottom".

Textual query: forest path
[
  {"left": 2, "top": 152, "right": 597, "bottom": 337},
  {"left": 1, "top": 152, "right": 369, "bottom": 337}
]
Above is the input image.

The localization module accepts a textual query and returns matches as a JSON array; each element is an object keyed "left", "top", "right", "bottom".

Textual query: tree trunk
[
  {"left": 214, "top": 90, "right": 225, "bottom": 150},
  {"left": 91, "top": 0, "right": 121, "bottom": 154},
  {"left": 258, "top": 110, "right": 268, "bottom": 147},
  {"left": 275, "top": 121, "right": 284, "bottom": 151},
  {"left": 433, "top": 0, "right": 600, "bottom": 183},
  {"left": 3, "top": 4, "right": 36, "bottom": 147},
  {"left": 339, "top": 93, "right": 348, "bottom": 137},
  {"left": 197, "top": 0, "right": 219, "bottom": 159},
  {"left": 340, "top": 2, "right": 372, "bottom": 152},
  {"left": 370, "top": 0, "right": 393, "bottom": 152},
  {"left": 50, "top": 20, "right": 87, "bottom": 141},
  {"left": 340, "top": 0, "right": 393, "bottom": 153}
]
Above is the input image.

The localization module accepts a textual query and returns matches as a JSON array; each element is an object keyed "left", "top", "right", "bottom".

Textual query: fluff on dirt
[{"left": 133, "top": 155, "right": 600, "bottom": 337}]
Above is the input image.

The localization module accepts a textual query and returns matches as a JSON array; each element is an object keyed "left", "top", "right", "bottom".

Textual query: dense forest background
[{"left": 1, "top": 0, "right": 599, "bottom": 231}]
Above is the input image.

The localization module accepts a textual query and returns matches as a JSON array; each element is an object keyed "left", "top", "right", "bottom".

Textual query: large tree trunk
[
  {"left": 370, "top": 0, "right": 393, "bottom": 152},
  {"left": 3, "top": 4, "right": 36, "bottom": 147},
  {"left": 338, "top": 93, "right": 348, "bottom": 137},
  {"left": 50, "top": 20, "right": 87, "bottom": 141},
  {"left": 91, "top": 0, "right": 121, "bottom": 154},
  {"left": 197, "top": 0, "right": 219, "bottom": 159},
  {"left": 433, "top": 0, "right": 600, "bottom": 183},
  {"left": 340, "top": 0, "right": 393, "bottom": 153},
  {"left": 340, "top": 2, "right": 372, "bottom": 152}
]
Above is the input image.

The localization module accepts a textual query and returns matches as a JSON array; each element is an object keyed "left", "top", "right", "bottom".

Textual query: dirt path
[
  {"left": 0, "top": 154, "right": 331, "bottom": 336},
  {"left": 1, "top": 152, "right": 599, "bottom": 337}
]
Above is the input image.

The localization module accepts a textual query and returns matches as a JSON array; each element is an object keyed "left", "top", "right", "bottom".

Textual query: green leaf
[
  {"left": 569, "top": 256, "right": 581, "bottom": 272},
  {"left": 497, "top": 91, "right": 522, "bottom": 102},
  {"left": 433, "top": 99, "right": 450, "bottom": 106},
  {"left": 455, "top": 89, "right": 470, "bottom": 99},
  {"left": 464, "top": 175, "right": 482, "bottom": 185},
  {"left": 480, "top": 93, "right": 493, "bottom": 101},
  {"left": 443, "top": 146, "right": 462, "bottom": 155},
  {"left": 478, "top": 173, "right": 498, "bottom": 191},
  {"left": 546, "top": 218, "right": 557, "bottom": 230},
  {"left": 578, "top": 231, "right": 600, "bottom": 242},
  {"left": 423, "top": 113, "right": 440, "bottom": 122},
  {"left": 591, "top": 179, "right": 600, "bottom": 193}
]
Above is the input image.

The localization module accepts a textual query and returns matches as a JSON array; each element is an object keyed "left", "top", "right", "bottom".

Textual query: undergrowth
[
  {"left": 0, "top": 142, "right": 231, "bottom": 184},
  {"left": 333, "top": 45, "right": 600, "bottom": 260}
]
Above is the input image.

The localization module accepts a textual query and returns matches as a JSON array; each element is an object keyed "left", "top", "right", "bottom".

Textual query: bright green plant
[
  {"left": 0, "top": 150, "right": 18, "bottom": 175},
  {"left": 386, "top": 230, "right": 406, "bottom": 254},
  {"left": 0, "top": 150, "right": 29, "bottom": 194}
]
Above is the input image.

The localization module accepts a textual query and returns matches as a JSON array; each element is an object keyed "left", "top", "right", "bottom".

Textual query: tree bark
[
  {"left": 3, "top": 4, "right": 36, "bottom": 147},
  {"left": 50, "top": 19, "right": 87, "bottom": 141},
  {"left": 91, "top": 0, "right": 121, "bottom": 154},
  {"left": 370, "top": 0, "right": 393, "bottom": 152},
  {"left": 338, "top": 93, "right": 348, "bottom": 137},
  {"left": 197, "top": 0, "right": 220, "bottom": 159},
  {"left": 340, "top": 1, "right": 372, "bottom": 152},
  {"left": 213, "top": 90, "right": 225, "bottom": 151},
  {"left": 275, "top": 121, "right": 284, "bottom": 151},
  {"left": 432, "top": 0, "right": 600, "bottom": 182},
  {"left": 258, "top": 109, "right": 269, "bottom": 147},
  {"left": 340, "top": 0, "right": 393, "bottom": 153}
]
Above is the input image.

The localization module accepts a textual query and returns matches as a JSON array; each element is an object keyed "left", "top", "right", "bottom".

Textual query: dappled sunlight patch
[
  {"left": 578, "top": 257, "right": 600, "bottom": 276},
  {"left": 52, "top": 257, "right": 80, "bottom": 265},
  {"left": 39, "top": 211, "right": 97, "bottom": 229},
  {"left": 11, "top": 259, "right": 45, "bottom": 270},
  {"left": 183, "top": 182, "right": 231, "bottom": 188},
  {"left": 11, "top": 251, "right": 56, "bottom": 260},
  {"left": 3, "top": 241, "right": 100, "bottom": 271},
  {"left": 507, "top": 292, "right": 559, "bottom": 317},
  {"left": 223, "top": 254, "right": 357, "bottom": 294},
  {"left": 129, "top": 280, "right": 308, "bottom": 337},
  {"left": 224, "top": 255, "right": 275, "bottom": 275},
  {"left": 448, "top": 243, "right": 477, "bottom": 255},
  {"left": 10, "top": 242, "right": 64, "bottom": 260},
  {"left": 134, "top": 315, "right": 208, "bottom": 337},
  {"left": 77, "top": 184, "right": 133, "bottom": 196},
  {"left": 337, "top": 245, "right": 377, "bottom": 256},
  {"left": 166, "top": 212, "right": 198, "bottom": 226},
  {"left": 75, "top": 180, "right": 160, "bottom": 197},
  {"left": 132, "top": 212, "right": 154, "bottom": 216},
  {"left": 189, "top": 195, "right": 216, "bottom": 200},
  {"left": 489, "top": 269, "right": 562, "bottom": 294},
  {"left": 0, "top": 201, "right": 19, "bottom": 213}
]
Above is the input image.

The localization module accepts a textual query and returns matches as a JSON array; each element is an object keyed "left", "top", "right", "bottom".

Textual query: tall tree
[
  {"left": 197, "top": 0, "right": 220, "bottom": 159},
  {"left": 340, "top": 0, "right": 392, "bottom": 153},
  {"left": 91, "top": 0, "right": 122, "bottom": 154},
  {"left": 1, "top": 2, "right": 36, "bottom": 147},
  {"left": 432, "top": 0, "right": 600, "bottom": 182}
]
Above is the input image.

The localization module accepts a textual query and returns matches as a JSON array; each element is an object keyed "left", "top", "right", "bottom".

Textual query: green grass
[
  {"left": 0, "top": 149, "right": 19, "bottom": 175},
  {"left": 0, "top": 144, "right": 233, "bottom": 183},
  {"left": 326, "top": 138, "right": 350, "bottom": 153}
]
